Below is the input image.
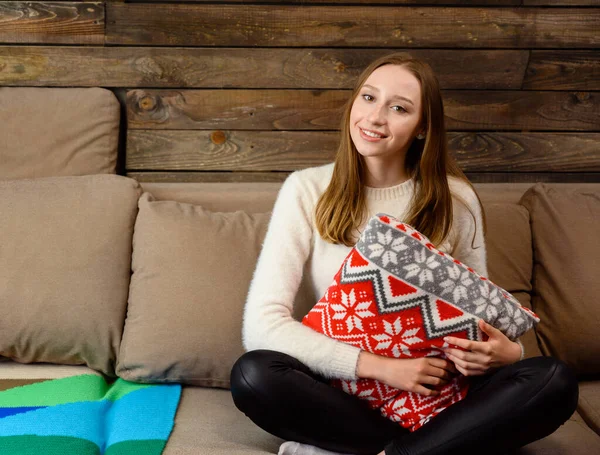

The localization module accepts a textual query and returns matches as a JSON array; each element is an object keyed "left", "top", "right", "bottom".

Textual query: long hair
[{"left": 315, "top": 53, "right": 484, "bottom": 247}]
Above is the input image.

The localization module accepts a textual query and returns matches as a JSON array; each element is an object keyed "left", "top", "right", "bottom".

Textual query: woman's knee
[
  {"left": 523, "top": 356, "right": 579, "bottom": 422},
  {"left": 230, "top": 350, "right": 275, "bottom": 399},
  {"left": 230, "top": 349, "right": 301, "bottom": 407},
  {"left": 545, "top": 358, "right": 579, "bottom": 418}
]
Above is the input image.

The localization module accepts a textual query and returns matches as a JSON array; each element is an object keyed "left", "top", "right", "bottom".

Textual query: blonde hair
[{"left": 315, "top": 53, "right": 484, "bottom": 247}]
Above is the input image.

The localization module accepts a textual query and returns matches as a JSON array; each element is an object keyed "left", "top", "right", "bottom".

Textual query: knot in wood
[
  {"left": 334, "top": 61, "right": 347, "bottom": 73},
  {"left": 139, "top": 95, "right": 157, "bottom": 111},
  {"left": 211, "top": 130, "right": 227, "bottom": 145}
]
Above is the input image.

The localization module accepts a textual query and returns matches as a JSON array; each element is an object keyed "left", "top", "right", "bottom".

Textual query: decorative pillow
[
  {"left": 520, "top": 184, "right": 600, "bottom": 375},
  {"left": 302, "top": 213, "right": 539, "bottom": 431},
  {"left": 116, "top": 193, "right": 271, "bottom": 388},
  {"left": 0, "top": 87, "right": 119, "bottom": 180},
  {"left": 0, "top": 175, "right": 142, "bottom": 375}
]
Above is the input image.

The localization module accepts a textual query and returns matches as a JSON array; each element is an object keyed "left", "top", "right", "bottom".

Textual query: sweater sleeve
[
  {"left": 449, "top": 186, "right": 488, "bottom": 278},
  {"left": 242, "top": 171, "right": 361, "bottom": 380}
]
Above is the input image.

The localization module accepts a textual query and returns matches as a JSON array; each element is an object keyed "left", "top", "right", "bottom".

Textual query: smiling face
[{"left": 349, "top": 64, "right": 424, "bottom": 165}]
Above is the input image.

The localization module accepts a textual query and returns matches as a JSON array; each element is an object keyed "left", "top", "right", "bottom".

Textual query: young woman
[{"left": 230, "top": 54, "right": 578, "bottom": 455}]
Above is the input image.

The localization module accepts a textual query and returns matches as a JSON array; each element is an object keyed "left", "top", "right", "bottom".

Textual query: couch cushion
[
  {"left": 0, "top": 361, "right": 103, "bottom": 391},
  {"left": 0, "top": 175, "right": 141, "bottom": 375},
  {"left": 117, "top": 193, "right": 271, "bottom": 387},
  {"left": 515, "top": 411, "right": 600, "bottom": 454},
  {"left": 163, "top": 387, "right": 599, "bottom": 455},
  {"left": 520, "top": 184, "right": 600, "bottom": 376},
  {"left": 0, "top": 87, "right": 119, "bottom": 180},
  {"left": 483, "top": 203, "right": 532, "bottom": 295},
  {"left": 578, "top": 381, "right": 600, "bottom": 436},
  {"left": 163, "top": 387, "right": 281, "bottom": 455},
  {"left": 139, "top": 182, "right": 281, "bottom": 212},
  {"left": 483, "top": 202, "right": 542, "bottom": 359}
]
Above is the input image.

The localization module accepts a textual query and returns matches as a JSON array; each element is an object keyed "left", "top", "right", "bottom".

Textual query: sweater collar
[{"left": 364, "top": 178, "right": 415, "bottom": 201}]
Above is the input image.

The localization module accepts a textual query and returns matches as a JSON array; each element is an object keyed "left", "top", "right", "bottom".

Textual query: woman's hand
[
  {"left": 442, "top": 319, "right": 522, "bottom": 376},
  {"left": 356, "top": 351, "right": 458, "bottom": 397}
]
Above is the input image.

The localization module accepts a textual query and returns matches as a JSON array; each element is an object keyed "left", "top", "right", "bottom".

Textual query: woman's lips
[{"left": 359, "top": 127, "right": 387, "bottom": 142}]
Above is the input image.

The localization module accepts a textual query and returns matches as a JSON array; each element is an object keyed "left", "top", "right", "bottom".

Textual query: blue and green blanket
[{"left": 0, "top": 373, "right": 181, "bottom": 454}]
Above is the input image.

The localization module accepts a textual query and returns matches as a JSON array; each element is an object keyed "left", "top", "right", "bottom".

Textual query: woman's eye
[
  {"left": 362, "top": 94, "right": 374, "bottom": 101},
  {"left": 392, "top": 106, "right": 406, "bottom": 113}
]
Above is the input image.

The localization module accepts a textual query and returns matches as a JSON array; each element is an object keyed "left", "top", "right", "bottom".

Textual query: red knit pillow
[{"left": 302, "top": 213, "right": 539, "bottom": 431}]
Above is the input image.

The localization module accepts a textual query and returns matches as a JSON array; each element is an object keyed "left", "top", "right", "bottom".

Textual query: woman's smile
[{"left": 359, "top": 127, "right": 387, "bottom": 141}]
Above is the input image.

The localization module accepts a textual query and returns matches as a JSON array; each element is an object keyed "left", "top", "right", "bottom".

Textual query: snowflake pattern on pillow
[{"left": 302, "top": 213, "right": 540, "bottom": 431}]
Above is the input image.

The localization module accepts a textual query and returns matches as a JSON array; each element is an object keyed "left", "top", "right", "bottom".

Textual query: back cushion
[
  {"left": 483, "top": 202, "right": 542, "bottom": 358},
  {"left": 0, "top": 175, "right": 142, "bottom": 375},
  {"left": 520, "top": 184, "right": 600, "bottom": 375},
  {"left": 117, "top": 193, "right": 271, "bottom": 387},
  {"left": 0, "top": 87, "right": 119, "bottom": 180}
]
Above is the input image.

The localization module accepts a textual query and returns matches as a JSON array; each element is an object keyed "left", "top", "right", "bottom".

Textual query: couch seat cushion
[
  {"left": 0, "top": 87, "right": 119, "bottom": 180},
  {"left": 0, "top": 175, "right": 141, "bottom": 375},
  {"left": 0, "top": 361, "right": 103, "bottom": 392},
  {"left": 520, "top": 184, "right": 600, "bottom": 376},
  {"left": 164, "top": 387, "right": 599, "bottom": 455},
  {"left": 163, "top": 387, "right": 281, "bottom": 455},
  {"left": 117, "top": 193, "right": 271, "bottom": 387},
  {"left": 578, "top": 381, "right": 600, "bottom": 436},
  {"left": 514, "top": 411, "right": 600, "bottom": 454}
]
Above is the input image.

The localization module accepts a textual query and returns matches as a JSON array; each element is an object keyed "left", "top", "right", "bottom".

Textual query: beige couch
[{"left": 1, "top": 87, "right": 599, "bottom": 454}]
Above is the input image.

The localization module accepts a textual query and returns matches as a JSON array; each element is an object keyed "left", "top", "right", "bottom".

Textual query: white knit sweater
[{"left": 242, "top": 163, "right": 489, "bottom": 380}]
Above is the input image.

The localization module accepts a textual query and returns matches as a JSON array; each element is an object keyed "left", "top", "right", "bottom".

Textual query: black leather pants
[{"left": 230, "top": 350, "right": 578, "bottom": 455}]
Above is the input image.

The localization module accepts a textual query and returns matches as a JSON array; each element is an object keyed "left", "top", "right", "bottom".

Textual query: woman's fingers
[
  {"left": 427, "top": 357, "right": 459, "bottom": 374},
  {"left": 444, "top": 347, "right": 482, "bottom": 363},
  {"left": 445, "top": 352, "right": 487, "bottom": 375},
  {"left": 414, "top": 384, "right": 440, "bottom": 396},
  {"left": 420, "top": 374, "right": 450, "bottom": 387},
  {"left": 417, "top": 363, "right": 456, "bottom": 390},
  {"left": 454, "top": 363, "right": 487, "bottom": 377},
  {"left": 424, "top": 364, "right": 453, "bottom": 381},
  {"left": 444, "top": 346, "right": 492, "bottom": 372},
  {"left": 444, "top": 336, "right": 490, "bottom": 355}
]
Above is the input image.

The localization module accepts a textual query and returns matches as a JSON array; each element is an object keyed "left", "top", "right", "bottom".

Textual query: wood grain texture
[
  {"left": 125, "top": 130, "right": 339, "bottom": 171},
  {"left": 126, "top": 131, "right": 600, "bottom": 172},
  {"left": 123, "top": 89, "right": 600, "bottom": 132},
  {"left": 125, "top": 89, "right": 350, "bottom": 130},
  {"left": 126, "top": 171, "right": 600, "bottom": 184},
  {"left": 523, "top": 51, "right": 600, "bottom": 90},
  {"left": 129, "top": 1, "right": 521, "bottom": 4},
  {"left": 0, "top": 2, "right": 104, "bottom": 45},
  {"left": 444, "top": 91, "right": 599, "bottom": 131},
  {"left": 105, "top": 4, "right": 600, "bottom": 48},
  {"left": 523, "top": 0, "right": 600, "bottom": 5},
  {"left": 465, "top": 173, "right": 600, "bottom": 183},
  {"left": 448, "top": 133, "right": 600, "bottom": 171},
  {"left": 125, "top": 0, "right": 598, "bottom": 4},
  {"left": 0, "top": 46, "right": 529, "bottom": 89},
  {"left": 127, "top": 171, "right": 290, "bottom": 183}
]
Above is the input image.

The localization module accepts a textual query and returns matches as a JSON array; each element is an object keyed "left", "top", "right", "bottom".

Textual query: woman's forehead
[{"left": 363, "top": 65, "right": 421, "bottom": 100}]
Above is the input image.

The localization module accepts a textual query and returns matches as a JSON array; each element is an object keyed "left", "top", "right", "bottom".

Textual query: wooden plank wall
[{"left": 1, "top": 0, "right": 598, "bottom": 183}]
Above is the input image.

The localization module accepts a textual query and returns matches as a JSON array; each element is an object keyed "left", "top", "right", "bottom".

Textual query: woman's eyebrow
[{"left": 362, "top": 84, "right": 414, "bottom": 105}]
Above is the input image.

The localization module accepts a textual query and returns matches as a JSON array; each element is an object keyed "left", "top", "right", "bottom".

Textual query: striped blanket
[{"left": 0, "top": 373, "right": 181, "bottom": 454}]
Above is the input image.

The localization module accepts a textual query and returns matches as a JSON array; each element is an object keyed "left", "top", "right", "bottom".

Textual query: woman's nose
[{"left": 366, "top": 103, "right": 386, "bottom": 125}]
